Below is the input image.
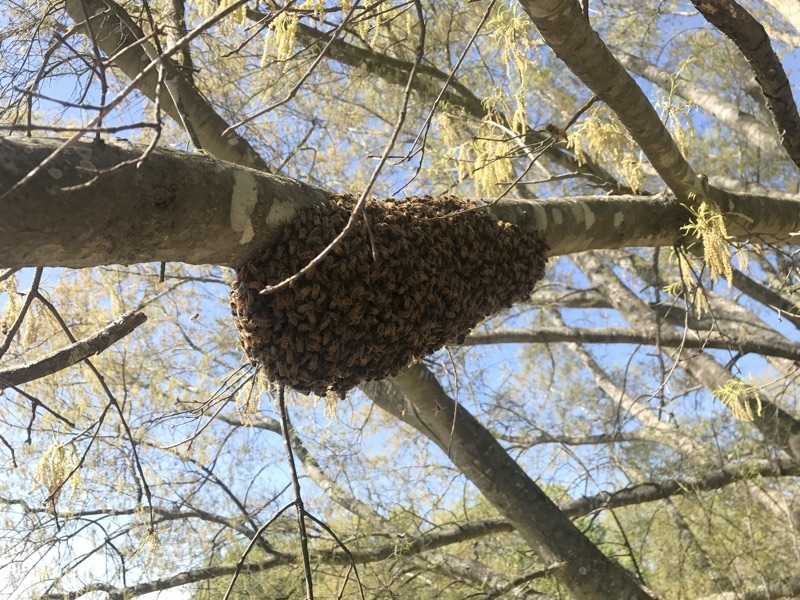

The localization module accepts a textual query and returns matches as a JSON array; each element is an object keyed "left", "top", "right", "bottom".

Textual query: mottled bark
[
  {"left": 369, "top": 364, "right": 655, "bottom": 600},
  {"left": 5, "top": 138, "right": 800, "bottom": 269},
  {"left": 0, "top": 137, "right": 328, "bottom": 268},
  {"left": 517, "top": 0, "right": 698, "bottom": 200}
]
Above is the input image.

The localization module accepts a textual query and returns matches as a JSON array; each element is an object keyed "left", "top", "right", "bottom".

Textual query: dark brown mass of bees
[{"left": 230, "top": 194, "right": 548, "bottom": 396}]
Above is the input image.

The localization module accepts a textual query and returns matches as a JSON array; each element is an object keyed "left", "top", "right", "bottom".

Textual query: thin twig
[
  {"left": 0, "top": 433, "right": 16, "bottom": 467},
  {"left": 222, "top": 501, "right": 295, "bottom": 600},
  {"left": 0, "top": 268, "right": 19, "bottom": 284},
  {"left": 260, "top": 0, "right": 426, "bottom": 295},
  {"left": 304, "top": 511, "right": 366, "bottom": 600},
  {"left": 225, "top": 0, "right": 360, "bottom": 134},
  {"left": 278, "top": 385, "right": 314, "bottom": 599},
  {"left": 0, "top": 380, "right": 77, "bottom": 439},
  {"left": 396, "top": 0, "right": 496, "bottom": 195},
  {"left": 0, "top": 0, "right": 248, "bottom": 202},
  {"left": 35, "top": 294, "right": 155, "bottom": 530},
  {"left": 0, "top": 267, "right": 43, "bottom": 361}
]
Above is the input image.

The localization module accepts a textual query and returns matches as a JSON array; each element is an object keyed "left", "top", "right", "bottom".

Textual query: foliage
[{"left": 1, "top": 0, "right": 800, "bottom": 599}]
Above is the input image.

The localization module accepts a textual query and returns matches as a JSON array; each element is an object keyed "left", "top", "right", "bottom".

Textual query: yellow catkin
[
  {"left": 268, "top": 12, "right": 299, "bottom": 62},
  {"left": 2, "top": 274, "right": 21, "bottom": 334},
  {"left": 31, "top": 443, "right": 79, "bottom": 512}
]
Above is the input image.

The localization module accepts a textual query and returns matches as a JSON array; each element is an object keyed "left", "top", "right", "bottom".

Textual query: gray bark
[
  {"left": 5, "top": 137, "right": 800, "bottom": 268},
  {"left": 64, "top": 0, "right": 269, "bottom": 171},
  {"left": 364, "top": 365, "right": 656, "bottom": 600},
  {"left": 0, "top": 137, "right": 327, "bottom": 268},
  {"left": 517, "top": 0, "right": 698, "bottom": 200}
]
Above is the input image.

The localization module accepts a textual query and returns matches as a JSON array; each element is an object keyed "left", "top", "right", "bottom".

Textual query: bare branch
[
  {"left": 698, "top": 575, "right": 800, "bottom": 600},
  {"left": 0, "top": 311, "right": 146, "bottom": 390},
  {"left": 463, "top": 325, "right": 800, "bottom": 362},
  {"left": 384, "top": 363, "right": 655, "bottom": 600},
  {"left": 43, "top": 518, "right": 517, "bottom": 599},
  {"left": 732, "top": 268, "right": 800, "bottom": 330},
  {"left": 573, "top": 251, "right": 800, "bottom": 460},
  {"left": 613, "top": 48, "right": 781, "bottom": 155},
  {"left": 0, "top": 267, "right": 42, "bottom": 360},
  {"left": 560, "top": 457, "right": 800, "bottom": 517},
  {"left": 64, "top": 0, "right": 269, "bottom": 171},
  {"left": 690, "top": 0, "right": 800, "bottom": 170}
]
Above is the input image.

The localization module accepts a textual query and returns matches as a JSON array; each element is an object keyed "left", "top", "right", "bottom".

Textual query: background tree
[{"left": 1, "top": 0, "right": 800, "bottom": 599}]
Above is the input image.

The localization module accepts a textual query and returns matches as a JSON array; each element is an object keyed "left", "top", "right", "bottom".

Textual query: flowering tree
[{"left": 1, "top": 0, "right": 799, "bottom": 598}]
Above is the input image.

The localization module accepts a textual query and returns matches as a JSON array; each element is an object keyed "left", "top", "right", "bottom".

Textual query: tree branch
[
  {"left": 732, "top": 268, "right": 800, "bottom": 330},
  {"left": 248, "top": 9, "right": 629, "bottom": 193},
  {"left": 218, "top": 412, "right": 544, "bottom": 598},
  {"left": 698, "top": 575, "right": 800, "bottom": 600},
  {"left": 573, "top": 251, "right": 800, "bottom": 460},
  {"left": 517, "top": 0, "right": 697, "bottom": 200},
  {"left": 6, "top": 138, "right": 800, "bottom": 268},
  {"left": 382, "top": 363, "right": 655, "bottom": 600},
  {"left": 42, "top": 518, "right": 516, "bottom": 599},
  {"left": 689, "top": 0, "right": 800, "bottom": 170},
  {"left": 0, "top": 311, "right": 146, "bottom": 390},
  {"left": 463, "top": 325, "right": 800, "bottom": 362},
  {"left": 64, "top": 0, "right": 269, "bottom": 171},
  {"left": 0, "top": 137, "right": 328, "bottom": 268},
  {"left": 613, "top": 48, "right": 781, "bottom": 155},
  {"left": 560, "top": 457, "right": 800, "bottom": 517}
]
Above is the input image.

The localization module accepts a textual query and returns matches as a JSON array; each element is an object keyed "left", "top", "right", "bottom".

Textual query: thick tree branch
[
  {"left": 64, "top": 0, "right": 269, "bottom": 171},
  {"left": 0, "top": 311, "right": 146, "bottom": 390},
  {"left": 5, "top": 137, "right": 800, "bottom": 268},
  {"left": 380, "top": 364, "right": 655, "bottom": 600},
  {"left": 0, "top": 137, "right": 328, "bottom": 268},
  {"left": 613, "top": 48, "right": 781, "bottom": 155},
  {"left": 690, "top": 0, "right": 800, "bottom": 170},
  {"left": 517, "top": 0, "right": 698, "bottom": 200}
]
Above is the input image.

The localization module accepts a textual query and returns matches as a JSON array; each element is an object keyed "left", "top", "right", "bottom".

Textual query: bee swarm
[{"left": 229, "top": 194, "right": 548, "bottom": 396}]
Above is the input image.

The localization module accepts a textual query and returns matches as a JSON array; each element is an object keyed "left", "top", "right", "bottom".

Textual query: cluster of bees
[{"left": 229, "top": 194, "right": 549, "bottom": 396}]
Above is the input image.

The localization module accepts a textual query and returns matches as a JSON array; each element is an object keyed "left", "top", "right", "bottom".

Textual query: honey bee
[{"left": 306, "top": 356, "right": 318, "bottom": 372}]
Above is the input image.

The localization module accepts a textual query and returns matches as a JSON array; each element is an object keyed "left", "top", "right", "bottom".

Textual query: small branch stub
[{"left": 229, "top": 194, "right": 548, "bottom": 395}]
